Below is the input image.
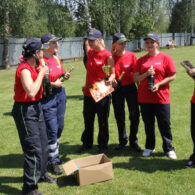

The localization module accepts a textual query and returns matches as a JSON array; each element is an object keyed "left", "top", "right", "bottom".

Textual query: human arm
[
  {"left": 21, "top": 66, "right": 48, "bottom": 98},
  {"left": 134, "top": 66, "right": 155, "bottom": 83},
  {"left": 85, "top": 39, "right": 90, "bottom": 57},
  {"left": 187, "top": 68, "right": 195, "bottom": 79},
  {"left": 152, "top": 73, "right": 176, "bottom": 92},
  {"left": 106, "top": 56, "right": 115, "bottom": 85}
]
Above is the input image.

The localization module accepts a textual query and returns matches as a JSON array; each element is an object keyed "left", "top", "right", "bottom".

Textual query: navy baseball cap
[
  {"left": 87, "top": 29, "right": 102, "bottom": 40},
  {"left": 113, "top": 33, "right": 127, "bottom": 43},
  {"left": 23, "top": 38, "right": 42, "bottom": 53},
  {"left": 41, "top": 33, "right": 62, "bottom": 44},
  {"left": 144, "top": 32, "right": 159, "bottom": 41}
]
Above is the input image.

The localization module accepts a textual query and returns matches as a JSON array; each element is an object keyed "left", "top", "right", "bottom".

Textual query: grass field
[{"left": 1, "top": 46, "right": 195, "bottom": 195}]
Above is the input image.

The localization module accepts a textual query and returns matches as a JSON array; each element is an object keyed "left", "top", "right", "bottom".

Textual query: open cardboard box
[{"left": 62, "top": 153, "right": 114, "bottom": 186}]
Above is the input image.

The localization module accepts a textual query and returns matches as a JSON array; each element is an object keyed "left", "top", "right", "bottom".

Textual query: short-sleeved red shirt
[
  {"left": 191, "top": 88, "right": 195, "bottom": 103},
  {"left": 136, "top": 52, "right": 176, "bottom": 104},
  {"left": 42, "top": 56, "right": 64, "bottom": 82},
  {"left": 113, "top": 51, "right": 137, "bottom": 86},
  {"left": 14, "top": 61, "right": 43, "bottom": 102},
  {"left": 83, "top": 48, "right": 112, "bottom": 96}
]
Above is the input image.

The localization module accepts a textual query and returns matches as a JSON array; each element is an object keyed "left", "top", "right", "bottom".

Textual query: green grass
[{"left": 1, "top": 46, "right": 195, "bottom": 195}]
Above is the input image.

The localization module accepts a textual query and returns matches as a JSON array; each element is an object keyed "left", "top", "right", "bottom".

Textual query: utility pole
[
  {"left": 117, "top": 1, "right": 121, "bottom": 33},
  {"left": 83, "top": 0, "right": 92, "bottom": 30},
  {"left": 2, "top": 2, "right": 10, "bottom": 69},
  {"left": 190, "top": 0, "right": 194, "bottom": 45}
]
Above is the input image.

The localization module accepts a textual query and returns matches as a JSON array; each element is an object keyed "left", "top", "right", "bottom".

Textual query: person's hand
[
  {"left": 152, "top": 83, "right": 160, "bottom": 92},
  {"left": 39, "top": 66, "right": 49, "bottom": 77},
  {"left": 64, "top": 72, "right": 70, "bottom": 80},
  {"left": 112, "top": 79, "right": 118, "bottom": 88},
  {"left": 51, "top": 78, "right": 63, "bottom": 88},
  {"left": 105, "top": 78, "right": 113, "bottom": 86},
  {"left": 146, "top": 66, "right": 155, "bottom": 76},
  {"left": 187, "top": 68, "right": 195, "bottom": 77}
]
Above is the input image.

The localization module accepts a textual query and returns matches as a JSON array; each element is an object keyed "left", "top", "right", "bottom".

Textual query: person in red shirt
[
  {"left": 12, "top": 38, "right": 56, "bottom": 195},
  {"left": 186, "top": 69, "right": 195, "bottom": 167},
  {"left": 40, "top": 34, "right": 70, "bottom": 175},
  {"left": 111, "top": 33, "right": 141, "bottom": 151},
  {"left": 134, "top": 32, "right": 177, "bottom": 159},
  {"left": 78, "top": 29, "right": 115, "bottom": 153}
]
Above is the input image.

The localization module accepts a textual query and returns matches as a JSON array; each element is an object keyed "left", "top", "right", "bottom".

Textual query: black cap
[
  {"left": 113, "top": 33, "right": 127, "bottom": 43},
  {"left": 23, "top": 38, "right": 42, "bottom": 53},
  {"left": 144, "top": 32, "right": 159, "bottom": 41},
  {"left": 41, "top": 33, "right": 62, "bottom": 44},
  {"left": 87, "top": 29, "right": 102, "bottom": 40}
]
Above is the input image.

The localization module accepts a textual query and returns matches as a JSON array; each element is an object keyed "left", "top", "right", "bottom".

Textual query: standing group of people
[
  {"left": 12, "top": 29, "right": 195, "bottom": 195},
  {"left": 12, "top": 34, "right": 70, "bottom": 195},
  {"left": 78, "top": 29, "right": 177, "bottom": 161}
]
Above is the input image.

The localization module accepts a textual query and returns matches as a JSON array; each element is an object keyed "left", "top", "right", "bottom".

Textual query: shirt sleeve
[
  {"left": 135, "top": 57, "right": 142, "bottom": 73},
  {"left": 164, "top": 54, "right": 176, "bottom": 75}
]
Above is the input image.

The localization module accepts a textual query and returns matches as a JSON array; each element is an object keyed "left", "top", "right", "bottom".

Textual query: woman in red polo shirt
[
  {"left": 111, "top": 33, "right": 141, "bottom": 152},
  {"left": 186, "top": 68, "right": 195, "bottom": 167},
  {"left": 134, "top": 32, "right": 177, "bottom": 159},
  {"left": 12, "top": 38, "right": 56, "bottom": 195},
  {"left": 78, "top": 29, "right": 115, "bottom": 153},
  {"left": 40, "top": 33, "right": 70, "bottom": 175}
]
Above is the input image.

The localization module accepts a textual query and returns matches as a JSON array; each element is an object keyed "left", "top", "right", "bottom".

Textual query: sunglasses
[
  {"left": 119, "top": 42, "right": 127, "bottom": 46},
  {"left": 145, "top": 41, "right": 156, "bottom": 44}
]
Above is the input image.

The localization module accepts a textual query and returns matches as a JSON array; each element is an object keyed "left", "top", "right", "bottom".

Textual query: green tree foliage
[
  {"left": 169, "top": 0, "right": 190, "bottom": 33},
  {"left": 0, "top": 0, "right": 75, "bottom": 38},
  {"left": 42, "top": 0, "right": 75, "bottom": 37}
]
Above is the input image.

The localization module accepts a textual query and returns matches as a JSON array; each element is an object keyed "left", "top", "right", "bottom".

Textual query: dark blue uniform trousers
[
  {"left": 81, "top": 96, "right": 110, "bottom": 149},
  {"left": 140, "top": 103, "right": 174, "bottom": 153},
  {"left": 112, "top": 83, "right": 140, "bottom": 146},
  {"left": 41, "top": 87, "right": 66, "bottom": 164},
  {"left": 12, "top": 101, "right": 48, "bottom": 191},
  {"left": 189, "top": 102, "right": 195, "bottom": 161}
]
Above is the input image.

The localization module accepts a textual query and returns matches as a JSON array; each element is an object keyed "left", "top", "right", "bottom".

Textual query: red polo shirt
[
  {"left": 191, "top": 89, "right": 195, "bottom": 103},
  {"left": 14, "top": 61, "right": 43, "bottom": 102},
  {"left": 136, "top": 52, "right": 176, "bottom": 104},
  {"left": 113, "top": 50, "right": 137, "bottom": 86},
  {"left": 42, "top": 56, "right": 64, "bottom": 82},
  {"left": 84, "top": 48, "right": 112, "bottom": 96}
]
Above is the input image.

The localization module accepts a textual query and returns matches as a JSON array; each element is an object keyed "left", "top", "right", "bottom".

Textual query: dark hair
[{"left": 23, "top": 50, "right": 35, "bottom": 61}]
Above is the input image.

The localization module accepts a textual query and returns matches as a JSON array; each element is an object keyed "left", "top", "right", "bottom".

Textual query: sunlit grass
[{"left": 1, "top": 46, "right": 195, "bottom": 194}]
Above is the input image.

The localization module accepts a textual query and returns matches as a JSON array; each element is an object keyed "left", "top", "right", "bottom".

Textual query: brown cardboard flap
[
  {"left": 78, "top": 162, "right": 114, "bottom": 186},
  {"left": 74, "top": 154, "right": 108, "bottom": 168},
  {"left": 62, "top": 160, "right": 78, "bottom": 175},
  {"left": 62, "top": 154, "right": 112, "bottom": 176}
]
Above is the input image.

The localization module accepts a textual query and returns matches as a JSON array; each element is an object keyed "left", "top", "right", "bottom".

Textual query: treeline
[
  {"left": 0, "top": 0, "right": 195, "bottom": 38},
  {"left": 0, "top": 0, "right": 195, "bottom": 68}
]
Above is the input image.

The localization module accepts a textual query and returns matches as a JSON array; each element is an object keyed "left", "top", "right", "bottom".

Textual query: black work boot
[{"left": 47, "top": 162, "right": 63, "bottom": 175}]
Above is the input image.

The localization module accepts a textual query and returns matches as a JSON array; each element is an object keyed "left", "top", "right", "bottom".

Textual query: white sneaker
[
  {"left": 166, "top": 150, "right": 177, "bottom": 160},
  {"left": 142, "top": 149, "right": 155, "bottom": 157}
]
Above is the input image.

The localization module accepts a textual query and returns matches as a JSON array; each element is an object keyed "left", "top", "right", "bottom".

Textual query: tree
[
  {"left": 42, "top": 0, "right": 75, "bottom": 37},
  {"left": 169, "top": 0, "right": 191, "bottom": 33}
]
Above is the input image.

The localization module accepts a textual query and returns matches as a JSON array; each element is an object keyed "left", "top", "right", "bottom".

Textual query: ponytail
[{"left": 111, "top": 42, "right": 117, "bottom": 55}]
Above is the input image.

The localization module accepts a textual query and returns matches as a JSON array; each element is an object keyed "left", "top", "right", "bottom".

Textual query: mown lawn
[{"left": 1, "top": 46, "right": 195, "bottom": 195}]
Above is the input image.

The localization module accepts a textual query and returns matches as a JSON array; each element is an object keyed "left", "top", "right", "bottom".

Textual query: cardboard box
[{"left": 62, "top": 153, "right": 114, "bottom": 186}]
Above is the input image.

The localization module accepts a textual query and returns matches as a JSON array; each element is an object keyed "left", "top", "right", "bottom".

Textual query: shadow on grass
[
  {"left": 0, "top": 154, "right": 23, "bottom": 168},
  {"left": 3, "top": 112, "right": 12, "bottom": 116},
  {"left": 0, "top": 177, "right": 22, "bottom": 195},
  {"left": 113, "top": 154, "right": 187, "bottom": 172},
  {"left": 66, "top": 95, "right": 83, "bottom": 101},
  {"left": 57, "top": 175, "right": 78, "bottom": 187},
  {"left": 60, "top": 142, "right": 146, "bottom": 159}
]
